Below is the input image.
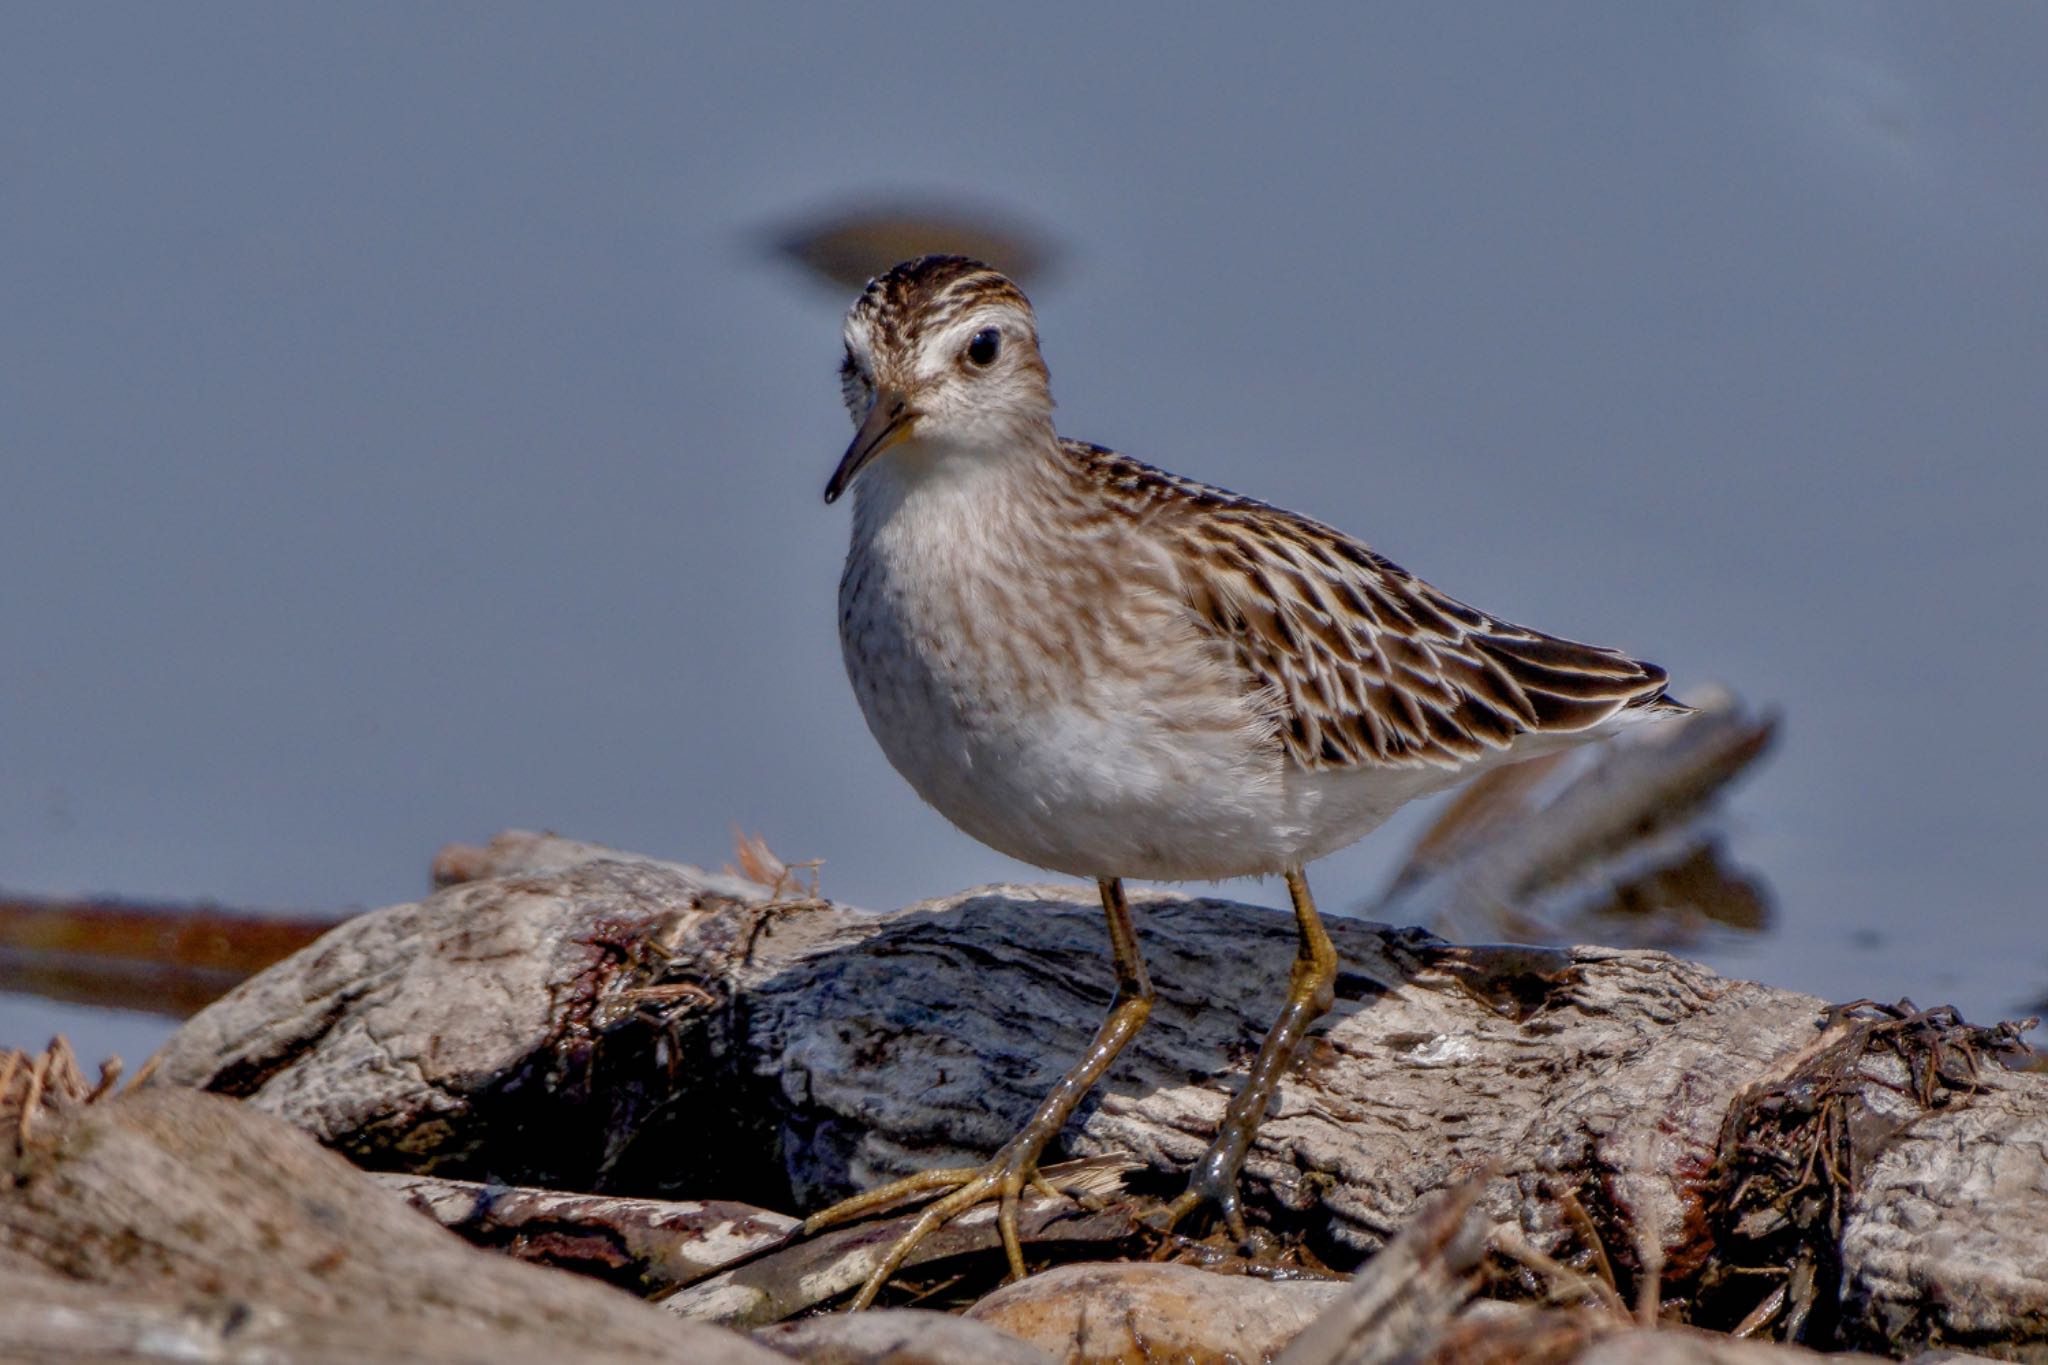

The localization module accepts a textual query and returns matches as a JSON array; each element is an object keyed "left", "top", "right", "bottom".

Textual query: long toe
[
  {"left": 820, "top": 1144, "right": 1054, "bottom": 1311},
  {"left": 803, "top": 1165, "right": 984, "bottom": 1235}
]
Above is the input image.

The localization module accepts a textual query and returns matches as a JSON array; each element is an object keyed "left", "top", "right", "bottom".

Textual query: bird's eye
[{"left": 966, "top": 328, "right": 1001, "bottom": 367}]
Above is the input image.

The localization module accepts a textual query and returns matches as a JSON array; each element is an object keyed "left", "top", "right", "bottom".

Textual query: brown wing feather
[{"left": 1066, "top": 441, "right": 1682, "bottom": 773}]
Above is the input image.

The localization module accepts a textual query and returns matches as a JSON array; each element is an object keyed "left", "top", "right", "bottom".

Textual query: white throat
[{"left": 848, "top": 423, "right": 1057, "bottom": 535}]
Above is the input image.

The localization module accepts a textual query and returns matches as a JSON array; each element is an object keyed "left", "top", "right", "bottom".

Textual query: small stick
[{"left": 1491, "top": 1227, "right": 1630, "bottom": 1320}]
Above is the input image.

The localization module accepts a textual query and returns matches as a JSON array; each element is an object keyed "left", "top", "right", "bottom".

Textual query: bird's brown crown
[{"left": 849, "top": 256, "right": 1034, "bottom": 350}]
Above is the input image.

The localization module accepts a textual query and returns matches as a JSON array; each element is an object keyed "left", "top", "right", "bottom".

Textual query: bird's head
[{"left": 825, "top": 256, "right": 1055, "bottom": 504}]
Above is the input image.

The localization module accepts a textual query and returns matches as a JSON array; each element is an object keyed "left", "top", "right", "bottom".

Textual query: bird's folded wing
[{"left": 1169, "top": 506, "right": 1678, "bottom": 772}]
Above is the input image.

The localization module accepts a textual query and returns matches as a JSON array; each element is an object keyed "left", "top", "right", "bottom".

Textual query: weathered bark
[
  {"left": 753, "top": 1308, "right": 1060, "bottom": 1365},
  {"left": 0, "top": 1264, "right": 693, "bottom": 1365},
  {"left": 1841, "top": 1050, "right": 2048, "bottom": 1353},
  {"left": 147, "top": 833, "right": 2046, "bottom": 1353},
  {"left": 150, "top": 835, "right": 823, "bottom": 1205},
  {"left": 374, "top": 1172, "right": 799, "bottom": 1297},
  {"left": 1268, "top": 1179, "right": 1881, "bottom": 1364},
  {"left": 0, "top": 1086, "right": 783, "bottom": 1362}
]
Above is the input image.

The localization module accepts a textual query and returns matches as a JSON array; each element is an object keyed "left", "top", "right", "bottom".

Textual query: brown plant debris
[
  {"left": 1687, "top": 999, "right": 2037, "bottom": 1348},
  {"left": 1, "top": 1035, "right": 137, "bottom": 1156},
  {"left": 725, "top": 829, "right": 825, "bottom": 903}
]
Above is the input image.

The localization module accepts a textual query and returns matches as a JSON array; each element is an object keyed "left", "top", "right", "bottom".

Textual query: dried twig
[
  {"left": 3, "top": 1036, "right": 129, "bottom": 1155},
  {"left": 1492, "top": 1225, "right": 1633, "bottom": 1321},
  {"left": 726, "top": 828, "right": 823, "bottom": 902}
]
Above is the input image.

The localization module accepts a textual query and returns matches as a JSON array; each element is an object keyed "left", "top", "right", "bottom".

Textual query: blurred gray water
[{"left": 4, "top": 4, "right": 2045, "bottom": 1062}]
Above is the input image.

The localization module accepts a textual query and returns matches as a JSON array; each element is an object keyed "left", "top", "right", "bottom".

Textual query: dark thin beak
[{"left": 824, "top": 395, "right": 917, "bottom": 504}]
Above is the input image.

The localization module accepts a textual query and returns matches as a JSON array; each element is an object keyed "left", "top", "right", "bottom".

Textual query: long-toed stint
[{"left": 810, "top": 256, "right": 1687, "bottom": 1307}]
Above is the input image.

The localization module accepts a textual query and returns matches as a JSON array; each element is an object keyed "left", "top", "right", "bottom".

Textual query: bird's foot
[
  {"left": 1145, "top": 1169, "right": 1253, "bottom": 1247},
  {"left": 802, "top": 1138, "right": 1068, "bottom": 1311}
]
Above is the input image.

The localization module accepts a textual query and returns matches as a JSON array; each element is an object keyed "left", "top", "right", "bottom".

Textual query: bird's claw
[
  {"left": 1144, "top": 1174, "right": 1253, "bottom": 1249},
  {"left": 805, "top": 1140, "right": 1061, "bottom": 1311}
]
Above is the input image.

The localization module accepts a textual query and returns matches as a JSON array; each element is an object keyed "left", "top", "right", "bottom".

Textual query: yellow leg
[
  {"left": 803, "top": 876, "right": 1154, "bottom": 1309},
  {"left": 1157, "top": 868, "right": 1337, "bottom": 1241}
]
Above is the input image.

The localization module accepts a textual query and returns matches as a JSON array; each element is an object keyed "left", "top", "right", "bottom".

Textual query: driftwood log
[
  {"left": 126, "top": 830, "right": 2044, "bottom": 1360},
  {"left": 0, "top": 1084, "right": 783, "bottom": 1363}
]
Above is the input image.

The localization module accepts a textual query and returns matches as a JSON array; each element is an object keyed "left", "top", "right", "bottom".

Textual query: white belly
[{"left": 845, "top": 638, "right": 1292, "bottom": 879}]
